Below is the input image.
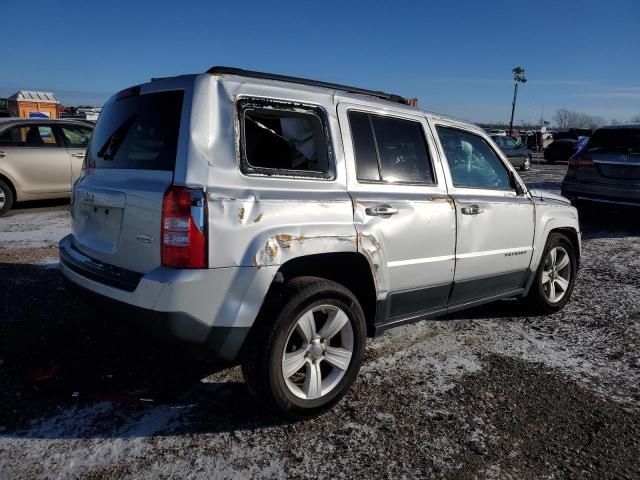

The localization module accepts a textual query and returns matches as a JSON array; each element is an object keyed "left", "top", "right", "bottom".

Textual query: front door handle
[
  {"left": 71, "top": 152, "right": 86, "bottom": 158},
  {"left": 461, "top": 204, "right": 484, "bottom": 215},
  {"left": 0, "top": 151, "right": 6, "bottom": 157},
  {"left": 365, "top": 205, "right": 399, "bottom": 217}
]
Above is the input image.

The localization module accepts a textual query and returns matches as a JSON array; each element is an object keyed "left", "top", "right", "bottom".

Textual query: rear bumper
[
  {"left": 59, "top": 235, "right": 278, "bottom": 362},
  {"left": 561, "top": 181, "right": 640, "bottom": 206}
]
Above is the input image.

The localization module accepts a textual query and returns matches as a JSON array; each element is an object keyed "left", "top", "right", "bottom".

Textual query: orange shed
[{"left": 8, "top": 90, "right": 61, "bottom": 119}]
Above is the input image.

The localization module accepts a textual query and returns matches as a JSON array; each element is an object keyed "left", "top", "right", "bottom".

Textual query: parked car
[
  {"left": 487, "top": 129, "right": 507, "bottom": 136},
  {"left": 59, "top": 67, "right": 581, "bottom": 418},
  {"left": 544, "top": 138, "right": 579, "bottom": 163},
  {"left": 562, "top": 124, "right": 640, "bottom": 206},
  {"left": 489, "top": 134, "right": 533, "bottom": 170},
  {"left": 0, "top": 118, "right": 93, "bottom": 215}
]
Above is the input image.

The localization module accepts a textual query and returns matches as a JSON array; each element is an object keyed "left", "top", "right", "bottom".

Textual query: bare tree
[{"left": 553, "top": 109, "right": 606, "bottom": 129}]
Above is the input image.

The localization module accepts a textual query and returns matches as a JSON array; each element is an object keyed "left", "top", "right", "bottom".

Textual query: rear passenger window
[
  {"left": 0, "top": 125, "right": 58, "bottom": 147},
  {"left": 239, "top": 99, "right": 332, "bottom": 179},
  {"left": 348, "top": 111, "right": 434, "bottom": 184}
]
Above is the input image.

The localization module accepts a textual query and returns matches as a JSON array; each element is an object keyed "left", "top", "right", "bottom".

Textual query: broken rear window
[{"left": 239, "top": 99, "right": 333, "bottom": 179}]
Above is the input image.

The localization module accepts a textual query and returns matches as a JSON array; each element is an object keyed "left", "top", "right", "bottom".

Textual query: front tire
[
  {"left": 0, "top": 179, "right": 14, "bottom": 216},
  {"left": 524, "top": 233, "right": 577, "bottom": 314},
  {"left": 242, "top": 277, "right": 366, "bottom": 419}
]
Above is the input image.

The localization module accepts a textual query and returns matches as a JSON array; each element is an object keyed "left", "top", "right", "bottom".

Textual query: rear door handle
[
  {"left": 461, "top": 204, "right": 484, "bottom": 215},
  {"left": 365, "top": 205, "right": 399, "bottom": 217},
  {"left": 71, "top": 152, "right": 86, "bottom": 158}
]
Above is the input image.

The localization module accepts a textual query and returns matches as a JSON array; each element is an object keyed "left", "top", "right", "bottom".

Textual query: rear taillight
[
  {"left": 568, "top": 156, "right": 594, "bottom": 169},
  {"left": 161, "top": 186, "right": 207, "bottom": 268}
]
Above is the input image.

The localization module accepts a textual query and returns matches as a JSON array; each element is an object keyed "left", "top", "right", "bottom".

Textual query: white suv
[{"left": 60, "top": 67, "right": 581, "bottom": 417}]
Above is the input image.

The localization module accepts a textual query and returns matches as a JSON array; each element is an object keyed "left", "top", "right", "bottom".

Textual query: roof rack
[{"left": 206, "top": 66, "right": 412, "bottom": 105}]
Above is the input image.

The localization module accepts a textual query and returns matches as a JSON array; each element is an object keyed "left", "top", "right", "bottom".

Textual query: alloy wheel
[
  {"left": 542, "top": 246, "right": 571, "bottom": 303},
  {"left": 282, "top": 304, "right": 354, "bottom": 400}
]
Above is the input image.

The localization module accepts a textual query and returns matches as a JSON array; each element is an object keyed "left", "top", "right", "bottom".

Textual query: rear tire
[
  {"left": 0, "top": 179, "right": 14, "bottom": 216},
  {"left": 523, "top": 233, "right": 577, "bottom": 314},
  {"left": 242, "top": 276, "right": 366, "bottom": 419}
]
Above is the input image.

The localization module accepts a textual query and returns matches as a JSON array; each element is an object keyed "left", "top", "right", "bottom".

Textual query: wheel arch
[
  {"left": 0, "top": 172, "right": 18, "bottom": 202},
  {"left": 259, "top": 252, "right": 378, "bottom": 338},
  {"left": 550, "top": 227, "right": 581, "bottom": 267}
]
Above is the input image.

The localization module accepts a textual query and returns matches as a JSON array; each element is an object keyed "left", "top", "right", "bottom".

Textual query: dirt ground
[{"left": 0, "top": 162, "right": 639, "bottom": 479}]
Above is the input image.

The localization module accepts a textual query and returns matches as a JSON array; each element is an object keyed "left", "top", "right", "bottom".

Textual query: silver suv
[{"left": 60, "top": 67, "right": 581, "bottom": 417}]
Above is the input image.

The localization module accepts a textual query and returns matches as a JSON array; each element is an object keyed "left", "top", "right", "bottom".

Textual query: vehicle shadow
[
  {"left": 11, "top": 198, "right": 70, "bottom": 211},
  {"left": 578, "top": 203, "right": 640, "bottom": 239},
  {"left": 0, "top": 262, "right": 288, "bottom": 439}
]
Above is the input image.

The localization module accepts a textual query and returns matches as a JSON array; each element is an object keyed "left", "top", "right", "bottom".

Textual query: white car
[
  {"left": 487, "top": 129, "right": 507, "bottom": 136},
  {"left": 60, "top": 67, "right": 581, "bottom": 418}
]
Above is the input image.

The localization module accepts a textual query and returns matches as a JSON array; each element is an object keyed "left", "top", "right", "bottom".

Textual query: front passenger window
[{"left": 437, "top": 127, "right": 511, "bottom": 190}]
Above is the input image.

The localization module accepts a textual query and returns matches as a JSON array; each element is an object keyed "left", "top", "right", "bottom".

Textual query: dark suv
[{"left": 561, "top": 125, "right": 640, "bottom": 207}]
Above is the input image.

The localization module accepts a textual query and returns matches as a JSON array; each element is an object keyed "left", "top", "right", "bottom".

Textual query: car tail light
[
  {"left": 568, "top": 156, "right": 594, "bottom": 169},
  {"left": 161, "top": 186, "right": 207, "bottom": 268}
]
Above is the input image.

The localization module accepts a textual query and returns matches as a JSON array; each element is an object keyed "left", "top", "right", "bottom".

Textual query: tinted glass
[
  {"left": 62, "top": 126, "right": 92, "bottom": 148},
  {"left": 86, "top": 90, "right": 183, "bottom": 170},
  {"left": 503, "top": 137, "right": 518, "bottom": 148},
  {"left": 348, "top": 111, "right": 380, "bottom": 181},
  {"left": 584, "top": 128, "right": 640, "bottom": 155},
  {"left": 491, "top": 136, "right": 504, "bottom": 147},
  {"left": 371, "top": 115, "right": 434, "bottom": 183},
  {"left": 437, "top": 127, "right": 511, "bottom": 190},
  {"left": 243, "top": 108, "right": 329, "bottom": 174},
  {"left": 0, "top": 125, "right": 58, "bottom": 147}
]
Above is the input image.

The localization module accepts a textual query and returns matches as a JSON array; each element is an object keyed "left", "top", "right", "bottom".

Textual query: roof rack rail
[{"left": 206, "top": 66, "right": 412, "bottom": 105}]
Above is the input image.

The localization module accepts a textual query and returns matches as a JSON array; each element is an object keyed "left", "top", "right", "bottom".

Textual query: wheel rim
[
  {"left": 542, "top": 246, "right": 571, "bottom": 303},
  {"left": 0, "top": 189, "right": 5, "bottom": 209},
  {"left": 524, "top": 157, "right": 531, "bottom": 170},
  {"left": 281, "top": 304, "right": 354, "bottom": 400}
]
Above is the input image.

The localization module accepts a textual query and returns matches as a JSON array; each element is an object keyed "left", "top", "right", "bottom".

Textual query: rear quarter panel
[{"left": 192, "top": 75, "right": 358, "bottom": 270}]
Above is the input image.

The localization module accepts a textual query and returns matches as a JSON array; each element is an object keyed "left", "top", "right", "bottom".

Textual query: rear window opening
[
  {"left": 239, "top": 98, "right": 333, "bottom": 179},
  {"left": 86, "top": 90, "right": 184, "bottom": 170}
]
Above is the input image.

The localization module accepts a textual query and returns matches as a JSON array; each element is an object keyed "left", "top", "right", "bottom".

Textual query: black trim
[
  {"left": 59, "top": 241, "right": 143, "bottom": 292},
  {"left": 372, "top": 270, "right": 530, "bottom": 336},
  {"left": 61, "top": 277, "right": 249, "bottom": 363},
  {"left": 208, "top": 66, "right": 410, "bottom": 105},
  {"left": 386, "top": 284, "right": 450, "bottom": 319},
  {"left": 448, "top": 270, "right": 528, "bottom": 306}
]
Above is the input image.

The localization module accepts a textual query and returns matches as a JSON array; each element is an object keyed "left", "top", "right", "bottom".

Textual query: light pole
[{"left": 509, "top": 66, "right": 527, "bottom": 137}]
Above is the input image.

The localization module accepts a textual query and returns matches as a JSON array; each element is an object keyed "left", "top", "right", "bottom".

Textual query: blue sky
[{"left": 1, "top": 0, "right": 639, "bottom": 124}]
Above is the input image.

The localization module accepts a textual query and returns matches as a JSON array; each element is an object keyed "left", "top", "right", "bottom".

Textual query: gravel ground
[{"left": 1, "top": 162, "right": 639, "bottom": 479}]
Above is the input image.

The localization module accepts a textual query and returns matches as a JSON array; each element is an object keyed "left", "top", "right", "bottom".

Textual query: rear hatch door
[
  {"left": 577, "top": 127, "right": 640, "bottom": 185},
  {"left": 72, "top": 89, "right": 185, "bottom": 274}
]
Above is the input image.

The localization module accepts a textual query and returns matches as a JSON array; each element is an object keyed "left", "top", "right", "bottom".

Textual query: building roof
[{"left": 8, "top": 90, "right": 59, "bottom": 104}]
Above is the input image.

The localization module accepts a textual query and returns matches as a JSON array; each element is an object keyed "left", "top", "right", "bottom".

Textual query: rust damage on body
[
  {"left": 357, "top": 232, "right": 383, "bottom": 281},
  {"left": 253, "top": 234, "right": 356, "bottom": 267}
]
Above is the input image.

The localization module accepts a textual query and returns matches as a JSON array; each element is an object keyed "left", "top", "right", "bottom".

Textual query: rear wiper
[{"left": 96, "top": 115, "right": 136, "bottom": 161}]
